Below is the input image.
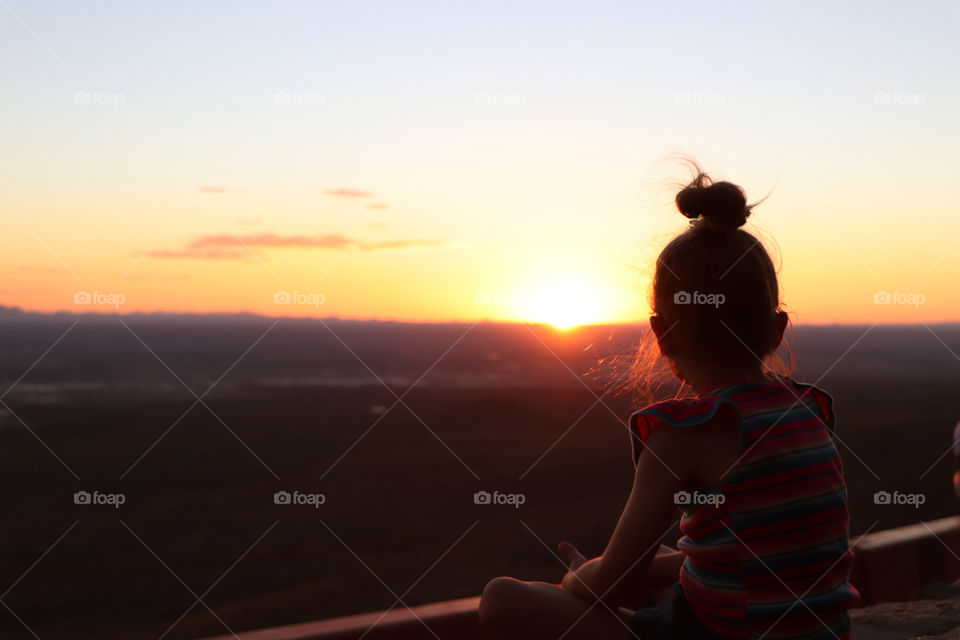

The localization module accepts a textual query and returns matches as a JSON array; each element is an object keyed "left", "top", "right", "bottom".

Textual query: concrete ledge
[
  {"left": 849, "top": 516, "right": 960, "bottom": 605},
  {"left": 201, "top": 597, "right": 482, "bottom": 640},
  {"left": 200, "top": 516, "right": 960, "bottom": 639}
]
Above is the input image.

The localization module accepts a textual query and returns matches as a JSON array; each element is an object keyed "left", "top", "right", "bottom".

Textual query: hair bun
[{"left": 676, "top": 176, "right": 750, "bottom": 229}]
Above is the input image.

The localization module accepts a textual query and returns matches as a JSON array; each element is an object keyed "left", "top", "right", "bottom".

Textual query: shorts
[{"left": 628, "top": 581, "right": 720, "bottom": 639}]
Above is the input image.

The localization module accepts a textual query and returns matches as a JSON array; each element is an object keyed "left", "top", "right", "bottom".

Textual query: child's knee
[{"left": 479, "top": 577, "right": 524, "bottom": 632}]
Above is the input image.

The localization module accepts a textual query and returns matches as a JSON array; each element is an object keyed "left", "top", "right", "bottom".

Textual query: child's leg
[{"left": 478, "top": 577, "right": 637, "bottom": 640}]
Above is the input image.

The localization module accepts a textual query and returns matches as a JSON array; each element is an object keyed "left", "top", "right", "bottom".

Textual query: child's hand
[
  {"left": 559, "top": 541, "right": 597, "bottom": 600},
  {"left": 558, "top": 540, "right": 587, "bottom": 572}
]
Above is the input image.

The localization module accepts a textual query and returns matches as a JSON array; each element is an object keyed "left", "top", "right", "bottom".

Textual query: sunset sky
[{"left": 2, "top": 1, "right": 958, "bottom": 326}]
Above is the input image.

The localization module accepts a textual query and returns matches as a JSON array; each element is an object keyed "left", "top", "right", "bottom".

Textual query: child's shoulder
[
  {"left": 627, "top": 376, "right": 836, "bottom": 465},
  {"left": 630, "top": 393, "right": 736, "bottom": 429},
  {"left": 627, "top": 393, "right": 740, "bottom": 468},
  {"left": 628, "top": 390, "right": 740, "bottom": 441}
]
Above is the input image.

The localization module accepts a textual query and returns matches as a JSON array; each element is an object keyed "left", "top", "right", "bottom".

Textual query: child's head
[{"left": 645, "top": 163, "right": 791, "bottom": 390}]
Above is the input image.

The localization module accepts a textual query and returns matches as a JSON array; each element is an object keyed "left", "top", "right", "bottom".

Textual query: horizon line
[{"left": 1, "top": 305, "right": 957, "bottom": 329}]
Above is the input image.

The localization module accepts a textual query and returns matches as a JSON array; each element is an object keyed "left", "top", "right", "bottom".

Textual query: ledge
[
  {"left": 201, "top": 597, "right": 482, "bottom": 640},
  {"left": 849, "top": 516, "right": 960, "bottom": 605},
  {"left": 201, "top": 516, "right": 960, "bottom": 640}
]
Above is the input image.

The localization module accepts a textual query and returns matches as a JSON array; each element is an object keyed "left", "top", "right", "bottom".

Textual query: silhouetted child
[{"left": 479, "top": 164, "right": 861, "bottom": 639}]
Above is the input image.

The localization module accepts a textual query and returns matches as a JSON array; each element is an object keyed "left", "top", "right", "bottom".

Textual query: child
[{"left": 478, "top": 165, "right": 860, "bottom": 639}]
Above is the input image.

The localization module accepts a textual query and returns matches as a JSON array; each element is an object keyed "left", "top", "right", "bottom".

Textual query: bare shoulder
[{"left": 642, "top": 404, "right": 741, "bottom": 487}]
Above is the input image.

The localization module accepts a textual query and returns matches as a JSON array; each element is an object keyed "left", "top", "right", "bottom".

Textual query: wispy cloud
[
  {"left": 145, "top": 232, "right": 447, "bottom": 260},
  {"left": 367, "top": 202, "right": 389, "bottom": 210},
  {"left": 323, "top": 188, "right": 372, "bottom": 198},
  {"left": 192, "top": 233, "right": 356, "bottom": 249},
  {"left": 362, "top": 239, "right": 445, "bottom": 251},
  {"left": 124, "top": 272, "right": 193, "bottom": 282},
  {"left": 145, "top": 248, "right": 250, "bottom": 260},
  {"left": 198, "top": 185, "right": 229, "bottom": 194}
]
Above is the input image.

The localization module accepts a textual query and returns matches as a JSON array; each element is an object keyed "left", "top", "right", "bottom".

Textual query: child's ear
[
  {"left": 773, "top": 311, "right": 788, "bottom": 348},
  {"left": 649, "top": 315, "right": 671, "bottom": 356}
]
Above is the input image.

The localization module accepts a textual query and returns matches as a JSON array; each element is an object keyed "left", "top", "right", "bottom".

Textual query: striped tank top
[{"left": 628, "top": 375, "right": 861, "bottom": 639}]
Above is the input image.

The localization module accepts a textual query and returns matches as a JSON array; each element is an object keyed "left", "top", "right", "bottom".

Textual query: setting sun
[{"left": 515, "top": 276, "right": 612, "bottom": 329}]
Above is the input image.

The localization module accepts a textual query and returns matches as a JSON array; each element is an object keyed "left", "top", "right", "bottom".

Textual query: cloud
[
  {"left": 145, "top": 232, "right": 446, "bottom": 260},
  {"left": 367, "top": 202, "right": 389, "bottom": 210},
  {"left": 198, "top": 185, "right": 229, "bottom": 194},
  {"left": 323, "top": 188, "right": 372, "bottom": 198},
  {"left": 361, "top": 239, "right": 446, "bottom": 251},
  {"left": 124, "top": 273, "right": 193, "bottom": 282},
  {"left": 191, "top": 233, "right": 356, "bottom": 249},
  {"left": 144, "top": 248, "right": 249, "bottom": 260}
]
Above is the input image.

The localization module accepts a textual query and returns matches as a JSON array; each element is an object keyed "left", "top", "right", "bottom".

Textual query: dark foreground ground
[{"left": 0, "top": 315, "right": 958, "bottom": 638}]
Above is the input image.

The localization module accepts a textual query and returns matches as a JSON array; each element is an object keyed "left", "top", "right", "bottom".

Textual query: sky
[{"left": 1, "top": 0, "right": 959, "bottom": 326}]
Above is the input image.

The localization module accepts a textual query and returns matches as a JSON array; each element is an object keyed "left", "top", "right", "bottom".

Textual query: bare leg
[
  {"left": 478, "top": 577, "right": 638, "bottom": 640},
  {"left": 477, "top": 545, "right": 682, "bottom": 639}
]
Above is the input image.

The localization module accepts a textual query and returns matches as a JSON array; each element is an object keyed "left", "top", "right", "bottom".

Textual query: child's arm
[
  {"left": 562, "top": 424, "right": 687, "bottom": 607},
  {"left": 559, "top": 545, "right": 683, "bottom": 591},
  {"left": 561, "top": 548, "right": 684, "bottom": 609}
]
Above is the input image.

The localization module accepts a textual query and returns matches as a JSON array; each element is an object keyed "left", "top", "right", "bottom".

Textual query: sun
[{"left": 516, "top": 277, "right": 611, "bottom": 329}]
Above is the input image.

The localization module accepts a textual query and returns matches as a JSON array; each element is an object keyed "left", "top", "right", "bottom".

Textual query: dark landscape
[{"left": 1, "top": 308, "right": 958, "bottom": 638}]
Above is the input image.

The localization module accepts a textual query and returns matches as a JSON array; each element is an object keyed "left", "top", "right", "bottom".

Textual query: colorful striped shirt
[{"left": 628, "top": 375, "right": 861, "bottom": 639}]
